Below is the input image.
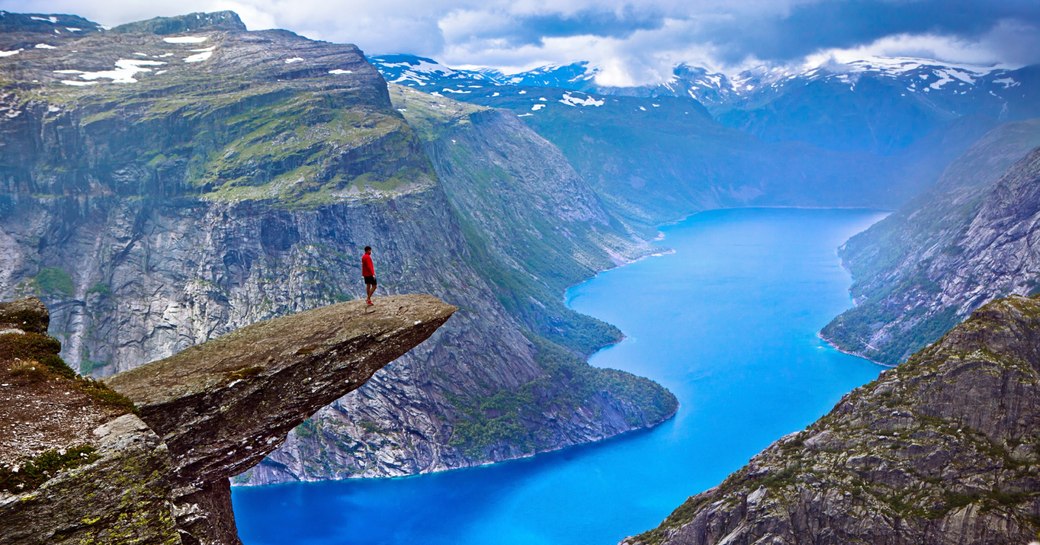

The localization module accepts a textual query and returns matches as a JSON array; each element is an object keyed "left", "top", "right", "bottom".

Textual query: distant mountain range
[
  {"left": 374, "top": 48, "right": 1040, "bottom": 431},
  {"left": 371, "top": 53, "right": 1038, "bottom": 116},
  {"left": 371, "top": 53, "right": 1040, "bottom": 226}
]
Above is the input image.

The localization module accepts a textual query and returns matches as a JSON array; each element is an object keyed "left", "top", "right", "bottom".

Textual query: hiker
[{"left": 361, "top": 246, "right": 377, "bottom": 305}]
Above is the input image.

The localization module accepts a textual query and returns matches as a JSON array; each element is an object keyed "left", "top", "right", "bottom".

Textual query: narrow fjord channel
[{"left": 232, "top": 208, "right": 888, "bottom": 545}]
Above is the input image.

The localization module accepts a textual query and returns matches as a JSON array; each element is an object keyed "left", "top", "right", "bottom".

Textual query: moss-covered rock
[
  {"left": 1, "top": 295, "right": 454, "bottom": 545},
  {"left": 0, "top": 297, "right": 49, "bottom": 335},
  {"left": 625, "top": 295, "right": 1040, "bottom": 545}
]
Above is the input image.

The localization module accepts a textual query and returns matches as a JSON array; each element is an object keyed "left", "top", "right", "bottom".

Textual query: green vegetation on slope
[
  {"left": 0, "top": 332, "right": 136, "bottom": 413},
  {"left": 33, "top": 267, "right": 74, "bottom": 298},
  {"left": 449, "top": 336, "right": 677, "bottom": 458},
  {"left": 0, "top": 446, "right": 99, "bottom": 494}
]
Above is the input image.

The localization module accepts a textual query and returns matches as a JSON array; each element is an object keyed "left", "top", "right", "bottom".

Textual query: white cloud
[
  {"left": 1, "top": 0, "right": 1036, "bottom": 86},
  {"left": 803, "top": 20, "right": 1040, "bottom": 72}
]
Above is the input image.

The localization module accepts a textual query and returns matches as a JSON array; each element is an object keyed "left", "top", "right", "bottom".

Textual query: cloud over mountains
[{"left": 3, "top": 0, "right": 1038, "bottom": 85}]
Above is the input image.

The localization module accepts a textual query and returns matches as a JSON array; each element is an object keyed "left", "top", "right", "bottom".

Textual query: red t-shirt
[{"left": 361, "top": 253, "right": 375, "bottom": 277}]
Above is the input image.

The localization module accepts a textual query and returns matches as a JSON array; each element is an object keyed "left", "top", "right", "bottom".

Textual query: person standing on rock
[{"left": 362, "top": 246, "right": 377, "bottom": 306}]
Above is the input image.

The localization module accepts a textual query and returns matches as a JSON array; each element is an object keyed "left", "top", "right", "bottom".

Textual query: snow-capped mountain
[{"left": 371, "top": 53, "right": 1036, "bottom": 115}]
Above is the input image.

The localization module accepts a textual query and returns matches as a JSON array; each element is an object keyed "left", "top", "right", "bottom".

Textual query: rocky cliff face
[
  {"left": 244, "top": 85, "right": 678, "bottom": 484},
  {"left": 0, "top": 11, "right": 676, "bottom": 484},
  {"left": 1, "top": 295, "right": 454, "bottom": 545},
  {"left": 625, "top": 294, "right": 1040, "bottom": 545},
  {"left": 822, "top": 119, "right": 1040, "bottom": 364}
]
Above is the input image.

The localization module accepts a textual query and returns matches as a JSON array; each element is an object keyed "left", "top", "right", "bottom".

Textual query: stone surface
[
  {"left": 0, "top": 414, "right": 181, "bottom": 545},
  {"left": 625, "top": 295, "right": 1040, "bottom": 545},
  {"left": 1, "top": 294, "right": 454, "bottom": 545},
  {"left": 0, "top": 298, "right": 178, "bottom": 545},
  {"left": 107, "top": 294, "right": 455, "bottom": 484}
]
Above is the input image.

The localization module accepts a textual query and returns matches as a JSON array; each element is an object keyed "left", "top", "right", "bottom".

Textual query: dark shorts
[{"left": 364, "top": 275, "right": 377, "bottom": 286}]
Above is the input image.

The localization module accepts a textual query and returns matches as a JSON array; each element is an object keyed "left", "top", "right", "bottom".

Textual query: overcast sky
[{"left": 3, "top": 0, "right": 1039, "bottom": 85}]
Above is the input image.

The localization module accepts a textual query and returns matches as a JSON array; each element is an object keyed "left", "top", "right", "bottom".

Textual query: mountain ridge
[
  {"left": 0, "top": 10, "right": 677, "bottom": 486},
  {"left": 370, "top": 53, "right": 1035, "bottom": 113},
  {"left": 822, "top": 120, "right": 1040, "bottom": 364}
]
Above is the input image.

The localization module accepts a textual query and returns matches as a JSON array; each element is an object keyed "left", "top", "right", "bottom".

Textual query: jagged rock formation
[
  {"left": 1, "top": 295, "right": 455, "bottom": 545},
  {"left": 0, "top": 10, "right": 676, "bottom": 483},
  {"left": 625, "top": 295, "right": 1040, "bottom": 545},
  {"left": 823, "top": 120, "right": 1040, "bottom": 364}
]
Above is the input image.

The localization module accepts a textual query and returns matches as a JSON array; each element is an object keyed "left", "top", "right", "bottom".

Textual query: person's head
[{"left": 364, "top": 246, "right": 372, "bottom": 254}]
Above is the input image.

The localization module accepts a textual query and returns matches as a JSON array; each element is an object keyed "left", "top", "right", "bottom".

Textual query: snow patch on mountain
[
  {"left": 184, "top": 47, "right": 215, "bottom": 63},
  {"left": 56, "top": 59, "right": 166, "bottom": 84},
  {"left": 559, "top": 92, "right": 603, "bottom": 107},
  {"left": 163, "top": 36, "right": 208, "bottom": 44}
]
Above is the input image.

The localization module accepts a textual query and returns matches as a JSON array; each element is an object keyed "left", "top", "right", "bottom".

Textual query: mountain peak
[
  {"left": 0, "top": 11, "right": 102, "bottom": 34},
  {"left": 111, "top": 11, "right": 246, "bottom": 35}
]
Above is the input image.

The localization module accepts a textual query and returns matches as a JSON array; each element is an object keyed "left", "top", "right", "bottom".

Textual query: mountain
[
  {"left": 625, "top": 294, "right": 1040, "bottom": 545},
  {"left": 372, "top": 54, "right": 1039, "bottom": 122},
  {"left": 245, "top": 86, "right": 679, "bottom": 483},
  {"left": 822, "top": 120, "right": 1040, "bottom": 364},
  {"left": 0, "top": 11, "right": 676, "bottom": 484},
  {"left": 371, "top": 55, "right": 1038, "bottom": 224}
]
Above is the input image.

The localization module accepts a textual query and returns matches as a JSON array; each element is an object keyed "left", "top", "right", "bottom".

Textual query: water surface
[{"left": 233, "top": 208, "right": 886, "bottom": 545}]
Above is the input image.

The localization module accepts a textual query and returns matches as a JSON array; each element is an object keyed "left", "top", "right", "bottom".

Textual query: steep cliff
[
  {"left": 1, "top": 295, "right": 455, "bottom": 545},
  {"left": 823, "top": 119, "right": 1040, "bottom": 364},
  {"left": 244, "top": 85, "right": 678, "bottom": 483},
  {"left": 626, "top": 294, "right": 1040, "bottom": 545},
  {"left": 0, "top": 11, "right": 676, "bottom": 483}
]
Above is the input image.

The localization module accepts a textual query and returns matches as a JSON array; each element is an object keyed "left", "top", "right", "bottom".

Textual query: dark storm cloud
[
  {"left": 699, "top": 0, "right": 1040, "bottom": 63},
  {"left": 513, "top": 7, "right": 666, "bottom": 44}
]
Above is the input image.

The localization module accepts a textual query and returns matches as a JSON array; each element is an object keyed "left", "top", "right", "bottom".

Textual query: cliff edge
[
  {"left": 0, "top": 295, "right": 455, "bottom": 545},
  {"left": 626, "top": 294, "right": 1040, "bottom": 545}
]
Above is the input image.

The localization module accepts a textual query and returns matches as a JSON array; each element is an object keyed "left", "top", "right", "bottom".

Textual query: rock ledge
[{"left": 1, "top": 294, "right": 454, "bottom": 545}]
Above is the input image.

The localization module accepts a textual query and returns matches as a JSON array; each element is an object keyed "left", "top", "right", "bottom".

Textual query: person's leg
[{"left": 366, "top": 282, "right": 376, "bottom": 303}]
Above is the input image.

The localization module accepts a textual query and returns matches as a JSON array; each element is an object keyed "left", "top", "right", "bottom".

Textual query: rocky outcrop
[
  {"left": 625, "top": 295, "right": 1040, "bottom": 545},
  {"left": 1, "top": 295, "right": 455, "bottom": 545},
  {"left": 0, "top": 10, "right": 676, "bottom": 484},
  {"left": 1, "top": 297, "right": 177, "bottom": 545},
  {"left": 823, "top": 120, "right": 1040, "bottom": 364}
]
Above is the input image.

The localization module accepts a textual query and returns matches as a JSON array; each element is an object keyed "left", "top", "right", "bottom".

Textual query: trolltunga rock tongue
[{"left": 106, "top": 294, "right": 456, "bottom": 487}]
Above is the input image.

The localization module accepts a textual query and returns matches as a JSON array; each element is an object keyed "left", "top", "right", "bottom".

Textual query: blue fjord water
[{"left": 233, "top": 208, "right": 888, "bottom": 545}]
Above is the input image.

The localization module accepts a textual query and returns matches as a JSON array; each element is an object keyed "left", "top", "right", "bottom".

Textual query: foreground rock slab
[
  {"left": 1, "top": 294, "right": 454, "bottom": 545},
  {"left": 626, "top": 294, "right": 1040, "bottom": 545},
  {"left": 106, "top": 294, "right": 456, "bottom": 485}
]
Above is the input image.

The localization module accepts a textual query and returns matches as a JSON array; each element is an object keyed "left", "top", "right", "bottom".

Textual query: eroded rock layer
[
  {"left": 627, "top": 295, "right": 1040, "bottom": 545},
  {"left": 1, "top": 295, "right": 454, "bottom": 545}
]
